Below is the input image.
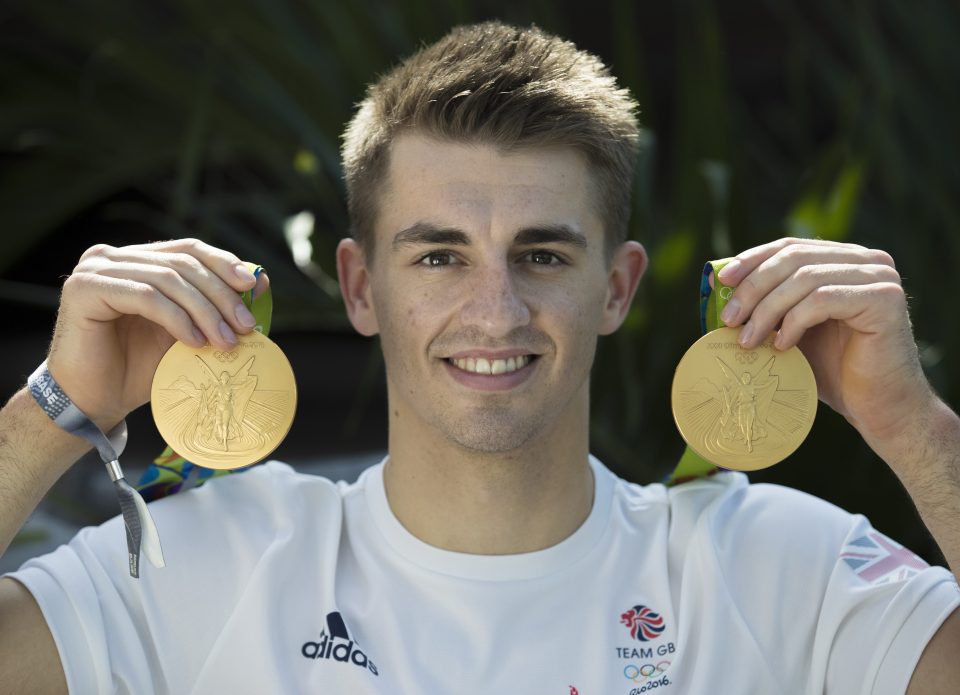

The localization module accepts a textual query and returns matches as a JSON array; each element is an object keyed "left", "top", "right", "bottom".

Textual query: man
[{"left": 1, "top": 21, "right": 959, "bottom": 694}]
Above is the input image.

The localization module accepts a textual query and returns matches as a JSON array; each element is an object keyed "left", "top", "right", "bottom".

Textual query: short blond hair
[{"left": 341, "top": 21, "right": 642, "bottom": 260}]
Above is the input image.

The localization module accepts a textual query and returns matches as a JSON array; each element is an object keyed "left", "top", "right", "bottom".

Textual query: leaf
[{"left": 786, "top": 159, "right": 864, "bottom": 241}]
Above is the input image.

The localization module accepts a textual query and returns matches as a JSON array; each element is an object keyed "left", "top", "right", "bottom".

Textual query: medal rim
[
  {"left": 150, "top": 331, "right": 298, "bottom": 470},
  {"left": 671, "top": 327, "right": 817, "bottom": 472}
]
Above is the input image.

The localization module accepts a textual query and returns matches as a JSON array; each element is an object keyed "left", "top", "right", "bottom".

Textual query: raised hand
[
  {"left": 714, "top": 237, "right": 935, "bottom": 447},
  {"left": 45, "top": 238, "right": 267, "bottom": 429}
]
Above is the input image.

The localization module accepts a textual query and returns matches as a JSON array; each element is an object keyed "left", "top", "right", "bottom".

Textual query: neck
[{"left": 382, "top": 389, "right": 595, "bottom": 555}]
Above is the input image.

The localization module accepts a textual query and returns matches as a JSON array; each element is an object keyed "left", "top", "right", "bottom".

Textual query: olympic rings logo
[
  {"left": 214, "top": 350, "right": 239, "bottom": 363},
  {"left": 624, "top": 661, "right": 670, "bottom": 682},
  {"left": 718, "top": 286, "right": 735, "bottom": 300},
  {"left": 734, "top": 350, "right": 758, "bottom": 364}
]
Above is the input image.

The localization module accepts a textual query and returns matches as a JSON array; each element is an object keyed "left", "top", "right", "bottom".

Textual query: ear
[
  {"left": 336, "top": 238, "right": 379, "bottom": 336},
  {"left": 598, "top": 240, "right": 648, "bottom": 336}
]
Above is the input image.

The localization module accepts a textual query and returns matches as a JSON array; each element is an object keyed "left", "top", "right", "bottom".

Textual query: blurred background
[{"left": 2, "top": 0, "right": 958, "bottom": 570}]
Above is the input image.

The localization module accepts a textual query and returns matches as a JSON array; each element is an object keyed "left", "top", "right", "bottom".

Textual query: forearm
[
  {"left": 867, "top": 397, "right": 960, "bottom": 577},
  {"left": 0, "top": 387, "right": 91, "bottom": 559}
]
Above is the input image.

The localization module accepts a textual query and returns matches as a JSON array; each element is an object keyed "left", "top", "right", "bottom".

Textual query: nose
[{"left": 459, "top": 263, "right": 531, "bottom": 338}]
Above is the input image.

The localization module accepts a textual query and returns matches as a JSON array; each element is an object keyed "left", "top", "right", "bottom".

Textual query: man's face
[{"left": 358, "top": 134, "right": 630, "bottom": 453}]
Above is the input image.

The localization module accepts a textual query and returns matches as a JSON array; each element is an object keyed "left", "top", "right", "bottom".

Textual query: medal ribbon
[
  {"left": 665, "top": 258, "right": 736, "bottom": 486},
  {"left": 136, "top": 264, "right": 272, "bottom": 502},
  {"left": 28, "top": 363, "right": 165, "bottom": 578}
]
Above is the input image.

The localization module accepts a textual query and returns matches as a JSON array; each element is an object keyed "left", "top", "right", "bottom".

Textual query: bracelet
[
  {"left": 28, "top": 361, "right": 128, "bottom": 467},
  {"left": 27, "top": 360, "right": 164, "bottom": 578}
]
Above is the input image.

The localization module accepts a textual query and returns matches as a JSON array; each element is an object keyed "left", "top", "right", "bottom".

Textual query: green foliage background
[{"left": 2, "top": 1, "right": 958, "bottom": 559}]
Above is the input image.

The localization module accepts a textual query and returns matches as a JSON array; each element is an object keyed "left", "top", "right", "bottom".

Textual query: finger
[
  {"left": 63, "top": 272, "right": 207, "bottom": 348},
  {"left": 89, "top": 239, "right": 259, "bottom": 293},
  {"left": 716, "top": 237, "right": 889, "bottom": 286},
  {"left": 139, "top": 238, "right": 258, "bottom": 291},
  {"left": 734, "top": 263, "right": 902, "bottom": 348},
  {"left": 80, "top": 245, "right": 259, "bottom": 340},
  {"left": 774, "top": 282, "right": 908, "bottom": 350},
  {"left": 88, "top": 260, "right": 244, "bottom": 349},
  {"left": 252, "top": 271, "right": 270, "bottom": 300},
  {"left": 720, "top": 245, "right": 899, "bottom": 327}
]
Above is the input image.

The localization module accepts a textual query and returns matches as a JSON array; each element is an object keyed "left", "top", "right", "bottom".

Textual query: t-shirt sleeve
[
  {"left": 3, "top": 461, "right": 308, "bottom": 694},
  {"left": 705, "top": 480, "right": 959, "bottom": 695},
  {"left": 7, "top": 516, "right": 165, "bottom": 694},
  {"left": 816, "top": 516, "right": 958, "bottom": 695}
]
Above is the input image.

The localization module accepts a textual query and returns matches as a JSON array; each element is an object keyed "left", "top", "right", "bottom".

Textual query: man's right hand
[
  {"left": 1, "top": 238, "right": 267, "bottom": 694},
  {"left": 46, "top": 238, "right": 267, "bottom": 429}
]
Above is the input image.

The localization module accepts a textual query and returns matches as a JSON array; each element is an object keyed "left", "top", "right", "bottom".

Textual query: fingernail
[
  {"left": 235, "top": 303, "right": 256, "bottom": 328},
  {"left": 191, "top": 326, "right": 207, "bottom": 346},
  {"left": 721, "top": 298, "right": 741, "bottom": 324},
  {"left": 738, "top": 323, "right": 754, "bottom": 346},
  {"left": 718, "top": 260, "right": 741, "bottom": 281},
  {"left": 235, "top": 265, "right": 256, "bottom": 284},
  {"left": 219, "top": 320, "right": 236, "bottom": 344}
]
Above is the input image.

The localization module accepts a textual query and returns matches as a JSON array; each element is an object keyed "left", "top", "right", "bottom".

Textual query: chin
[{"left": 441, "top": 411, "right": 546, "bottom": 454}]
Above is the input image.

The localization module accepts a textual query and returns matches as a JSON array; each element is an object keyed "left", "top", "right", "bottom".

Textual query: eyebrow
[
  {"left": 515, "top": 225, "right": 588, "bottom": 249},
  {"left": 392, "top": 223, "right": 468, "bottom": 248},
  {"left": 392, "top": 222, "right": 588, "bottom": 249}
]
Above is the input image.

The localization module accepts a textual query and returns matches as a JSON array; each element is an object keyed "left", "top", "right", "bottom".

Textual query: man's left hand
[{"left": 715, "top": 237, "right": 937, "bottom": 453}]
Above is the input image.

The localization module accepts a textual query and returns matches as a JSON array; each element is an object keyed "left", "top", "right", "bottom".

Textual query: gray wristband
[
  {"left": 28, "top": 361, "right": 128, "bottom": 466},
  {"left": 27, "top": 360, "right": 165, "bottom": 578}
]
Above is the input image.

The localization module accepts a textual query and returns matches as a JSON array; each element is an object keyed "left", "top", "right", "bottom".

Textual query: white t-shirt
[{"left": 7, "top": 457, "right": 958, "bottom": 695}]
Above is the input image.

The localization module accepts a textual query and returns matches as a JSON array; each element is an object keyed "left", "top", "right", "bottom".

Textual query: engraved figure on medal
[
  {"left": 154, "top": 351, "right": 290, "bottom": 463},
  {"left": 194, "top": 355, "right": 256, "bottom": 450},
  {"left": 716, "top": 355, "right": 778, "bottom": 452}
]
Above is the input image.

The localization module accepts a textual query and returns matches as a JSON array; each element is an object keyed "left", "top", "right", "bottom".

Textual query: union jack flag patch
[{"left": 840, "top": 531, "right": 928, "bottom": 585}]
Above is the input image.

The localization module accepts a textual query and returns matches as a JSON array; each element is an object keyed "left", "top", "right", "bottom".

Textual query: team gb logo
[{"left": 620, "top": 605, "right": 665, "bottom": 642}]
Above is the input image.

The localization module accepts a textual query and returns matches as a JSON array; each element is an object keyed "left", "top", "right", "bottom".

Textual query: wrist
[
  {"left": 5, "top": 387, "right": 93, "bottom": 468},
  {"left": 42, "top": 356, "right": 127, "bottom": 433},
  {"left": 862, "top": 393, "right": 960, "bottom": 480}
]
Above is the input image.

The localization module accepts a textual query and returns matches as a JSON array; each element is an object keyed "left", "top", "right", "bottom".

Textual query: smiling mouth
[{"left": 446, "top": 355, "right": 537, "bottom": 375}]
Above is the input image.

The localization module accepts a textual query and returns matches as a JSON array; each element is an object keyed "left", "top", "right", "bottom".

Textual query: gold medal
[
  {"left": 150, "top": 331, "right": 297, "bottom": 469},
  {"left": 671, "top": 327, "right": 817, "bottom": 471}
]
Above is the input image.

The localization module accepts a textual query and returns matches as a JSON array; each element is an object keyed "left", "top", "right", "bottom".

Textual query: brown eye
[
  {"left": 418, "top": 251, "right": 456, "bottom": 267},
  {"left": 525, "top": 250, "right": 563, "bottom": 265}
]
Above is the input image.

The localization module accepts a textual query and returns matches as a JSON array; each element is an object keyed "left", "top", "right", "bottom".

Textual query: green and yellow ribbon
[
  {"left": 664, "top": 258, "right": 736, "bottom": 486},
  {"left": 137, "top": 263, "right": 272, "bottom": 501}
]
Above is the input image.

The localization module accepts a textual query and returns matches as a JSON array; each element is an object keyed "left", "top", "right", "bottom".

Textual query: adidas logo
[{"left": 301, "top": 611, "right": 379, "bottom": 676}]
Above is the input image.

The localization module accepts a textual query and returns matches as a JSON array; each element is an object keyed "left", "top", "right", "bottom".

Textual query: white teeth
[{"left": 451, "top": 355, "right": 532, "bottom": 375}]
